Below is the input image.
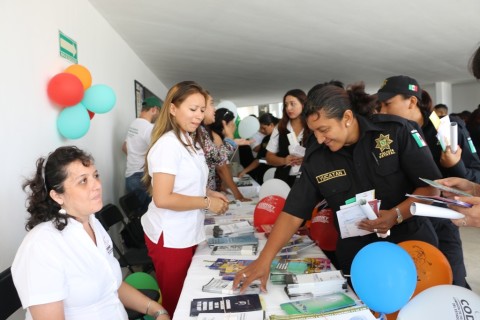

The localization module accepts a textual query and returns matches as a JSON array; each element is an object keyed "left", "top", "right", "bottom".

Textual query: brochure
[{"left": 190, "top": 294, "right": 263, "bottom": 316}]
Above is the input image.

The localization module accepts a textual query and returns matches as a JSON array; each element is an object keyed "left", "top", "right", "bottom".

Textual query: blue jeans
[{"left": 126, "top": 172, "right": 151, "bottom": 212}]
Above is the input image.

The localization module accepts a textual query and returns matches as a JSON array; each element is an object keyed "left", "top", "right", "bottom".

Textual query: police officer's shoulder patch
[{"left": 411, "top": 129, "right": 427, "bottom": 148}]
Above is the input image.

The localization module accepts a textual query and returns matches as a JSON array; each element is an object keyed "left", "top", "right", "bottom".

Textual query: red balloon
[
  {"left": 309, "top": 207, "right": 338, "bottom": 251},
  {"left": 253, "top": 195, "right": 285, "bottom": 231},
  {"left": 47, "top": 73, "right": 84, "bottom": 107},
  {"left": 88, "top": 110, "right": 95, "bottom": 119}
]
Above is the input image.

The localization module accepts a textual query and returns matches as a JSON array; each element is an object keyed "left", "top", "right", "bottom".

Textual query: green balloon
[{"left": 125, "top": 272, "right": 159, "bottom": 291}]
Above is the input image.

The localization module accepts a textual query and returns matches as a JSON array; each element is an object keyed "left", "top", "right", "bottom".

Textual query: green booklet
[{"left": 280, "top": 292, "right": 355, "bottom": 315}]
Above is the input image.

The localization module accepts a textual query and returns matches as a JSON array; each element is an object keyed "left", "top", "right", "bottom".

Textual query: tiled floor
[{"left": 460, "top": 227, "right": 480, "bottom": 293}]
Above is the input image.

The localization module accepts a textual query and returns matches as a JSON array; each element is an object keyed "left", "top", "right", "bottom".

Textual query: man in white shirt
[{"left": 122, "top": 96, "right": 161, "bottom": 211}]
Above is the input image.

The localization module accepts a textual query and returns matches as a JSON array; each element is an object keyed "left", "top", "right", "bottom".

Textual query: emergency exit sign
[{"left": 59, "top": 31, "right": 78, "bottom": 63}]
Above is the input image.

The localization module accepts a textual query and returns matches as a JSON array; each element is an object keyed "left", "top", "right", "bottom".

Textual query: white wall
[{"left": 0, "top": 0, "right": 168, "bottom": 278}]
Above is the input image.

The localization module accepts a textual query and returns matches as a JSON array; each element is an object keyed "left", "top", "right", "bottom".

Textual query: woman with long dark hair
[{"left": 265, "top": 89, "right": 311, "bottom": 187}]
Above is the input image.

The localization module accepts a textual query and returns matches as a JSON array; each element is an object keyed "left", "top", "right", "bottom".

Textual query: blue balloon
[
  {"left": 351, "top": 242, "right": 417, "bottom": 314},
  {"left": 82, "top": 84, "right": 116, "bottom": 114},
  {"left": 57, "top": 103, "right": 90, "bottom": 139}
]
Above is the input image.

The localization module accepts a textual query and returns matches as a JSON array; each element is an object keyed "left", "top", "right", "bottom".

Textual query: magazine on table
[
  {"left": 269, "top": 306, "right": 375, "bottom": 319},
  {"left": 270, "top": 257, "right": 331, "bottom": 285},
  {"left": 280, "top": 292, "right": 355, "bottom": 315},
  {"left": 190, "top": 294, "right": 263, "bottom": 316}
]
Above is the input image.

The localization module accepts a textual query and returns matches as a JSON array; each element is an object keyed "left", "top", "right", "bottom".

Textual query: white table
[{"left": 172, "top": 199, "right": 359, "bottom": 319}]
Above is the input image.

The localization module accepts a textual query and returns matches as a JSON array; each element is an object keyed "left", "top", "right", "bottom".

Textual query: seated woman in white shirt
[{"left": 12, "top": 146, "right": 169, "bottom": 320}]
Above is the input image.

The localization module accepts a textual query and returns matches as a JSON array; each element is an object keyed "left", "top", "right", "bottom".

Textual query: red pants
[{"left": 144, "top": 234, "right": 197, "bottom": 316}]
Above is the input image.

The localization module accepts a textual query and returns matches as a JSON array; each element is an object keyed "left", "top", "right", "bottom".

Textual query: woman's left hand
[{"left": 440, "top": 145, "right": 462, "bottom": 168}]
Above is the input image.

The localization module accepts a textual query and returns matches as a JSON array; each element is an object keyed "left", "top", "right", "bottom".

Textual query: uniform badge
[{"left": 375, "top": 134, "right": 396, "bottom": 158}]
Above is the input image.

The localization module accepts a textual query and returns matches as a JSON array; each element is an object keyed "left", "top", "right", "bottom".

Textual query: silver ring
[
  {"left": 242, "top": 273, "right": 247, "bottom": 278},
  {"left": 373, "top": 228, "right": 378, "bottom": 233}
]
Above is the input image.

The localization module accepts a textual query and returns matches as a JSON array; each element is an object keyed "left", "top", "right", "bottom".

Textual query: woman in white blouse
[
  {"left": 141, "top": 81, "right": 228, "bottom": 316},
  {"left": 13, "top": 146, "right": 169, "bottom": 320}
]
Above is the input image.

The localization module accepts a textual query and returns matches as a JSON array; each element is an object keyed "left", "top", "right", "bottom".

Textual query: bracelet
[
  {"left": 152, "top": 309, "right": 169, "bottom": 319},
  {"left": 145, "top": 300, "right": 152, "bottom": 315},
  {"left": 204, "top": 196, "right": 211, "bottom": 210},
  {"left": 224, "top": 137, "right": 237, "bottom": 148}
]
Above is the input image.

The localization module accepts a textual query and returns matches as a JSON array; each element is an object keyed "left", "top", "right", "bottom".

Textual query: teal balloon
[
  {"left": 82, "top": 84, "right": 116, "bottom": 114},
  {"left": 57, "top": 103, "right": 90, "bottom": 139},
  {"left": 351, "top": 242, "right": 417, "bottom": 314}
]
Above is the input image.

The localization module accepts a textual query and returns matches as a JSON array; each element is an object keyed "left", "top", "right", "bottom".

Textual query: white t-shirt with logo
[
  {"left": 12, "top": 215, "right": 128, "bottom": 320},
  {"left": 141, "top": 131, "right": 208, "bottom": 248},
  {"left": 125, "top": 118, "right": 153, "bottom": 177}
]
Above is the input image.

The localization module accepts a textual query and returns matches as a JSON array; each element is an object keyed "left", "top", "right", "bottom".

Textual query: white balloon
[
  {"left": 238, "top": 116, "right": 260, "bottom": 139},
  {"left": 398, "top": 285, "right": 480, "bottom": 320},
  {"left": 263, "top": 167, "right": 276, "bottom": 182},
  {"left": 217, "top": 100, "right": 237, "bottom": 118},
  {"left": 259, "top": 178, "right": 290, "bottom": 200}
]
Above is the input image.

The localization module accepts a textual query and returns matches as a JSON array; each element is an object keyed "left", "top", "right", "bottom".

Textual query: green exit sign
[{"left": 59, "top": 31, "right": 78, "bottom": 64}]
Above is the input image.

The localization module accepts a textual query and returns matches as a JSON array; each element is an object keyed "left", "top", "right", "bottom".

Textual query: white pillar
[{"left": 435, "top": 82, "right": 453, "bottom": 113}]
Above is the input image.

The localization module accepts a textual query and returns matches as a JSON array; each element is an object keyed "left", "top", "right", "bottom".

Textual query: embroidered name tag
[{"left": 316, "top": 169, "right": 346, "bottom": 184}]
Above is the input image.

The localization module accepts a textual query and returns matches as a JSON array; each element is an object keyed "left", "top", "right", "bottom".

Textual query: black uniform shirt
[{"left": 284, "top": 114, "right": 442, "bottom": 220}]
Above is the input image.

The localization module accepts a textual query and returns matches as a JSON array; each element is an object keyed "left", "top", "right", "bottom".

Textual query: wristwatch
[{"left": 395, "top": 207, "right": 403, "bottom": 224}]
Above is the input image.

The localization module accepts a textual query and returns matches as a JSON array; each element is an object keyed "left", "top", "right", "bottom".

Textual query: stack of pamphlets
[
  {"left": 202, "top": 277, "right": 261, "bottom": 295},
  {"left": 207, "top": 234, "right": 259, "bottom": 248},
  {"left": 284, "top": 270, "right": 347, "bottom": 299},
  {"left": 213, "top": 221, "right": 255, "bottom": 238},
  {"left": 270, "top": 257, "right": 331, "bottom": 285},
  {"left": 280, "top": 292, "right": 355, "bottom": 315},
  {"left": 190, "top": 294, "right": 263, "bottom": 316},
  {"left": 211, "top": 244, "right": 258, "bottom": 256}
]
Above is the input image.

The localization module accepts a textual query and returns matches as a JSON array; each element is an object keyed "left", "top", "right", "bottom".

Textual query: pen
[{"left": 371, "top": 152, "right": 379, "bottom": 166}]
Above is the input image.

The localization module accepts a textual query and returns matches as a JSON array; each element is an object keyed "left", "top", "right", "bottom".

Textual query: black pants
[
  {"left": 429, "top": 217, "right": 468, "bottom": 288},
  {"left": 335, "top": 216, "right": 439, "bottom": 277}
]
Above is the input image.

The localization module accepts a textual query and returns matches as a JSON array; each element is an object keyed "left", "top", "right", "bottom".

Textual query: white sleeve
[
  {"left": 12, "top": 231, "right": 66, "bottom": 307},
  {"left": 266, "top": 126, "right": 280, "bottom": 153},
  {"left": 148, "top": 134, "right": 182, "bottom": 176}
]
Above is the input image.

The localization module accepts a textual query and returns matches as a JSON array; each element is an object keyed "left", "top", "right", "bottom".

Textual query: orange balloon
[
  {"left": 65, "top": 64, "right": 92, "bottom": 90},
  {"left": 398, "top": 240, "right": 452, "bottom": 297}
]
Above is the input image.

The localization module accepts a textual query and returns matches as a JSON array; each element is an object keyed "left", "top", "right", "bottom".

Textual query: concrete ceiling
[{"left": 89, "top": 0, "right": 480, "bottom": 107}]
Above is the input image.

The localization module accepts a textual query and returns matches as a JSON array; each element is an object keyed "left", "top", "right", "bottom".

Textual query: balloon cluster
[{"left": 47, "top": 65, "right": 116, "bottom": 139}]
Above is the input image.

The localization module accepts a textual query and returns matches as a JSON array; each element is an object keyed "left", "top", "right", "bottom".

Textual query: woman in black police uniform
[
  {"left": 234, "top": 82, "right": 442, "bottom": 292},
  {"left": 377, "top": 75, "right": 476, "bottom": 288}
]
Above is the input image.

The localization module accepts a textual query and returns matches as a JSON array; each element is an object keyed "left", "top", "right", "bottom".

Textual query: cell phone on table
[{"left": 419, "top": 177, "right": 473, "bottom": 197}]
